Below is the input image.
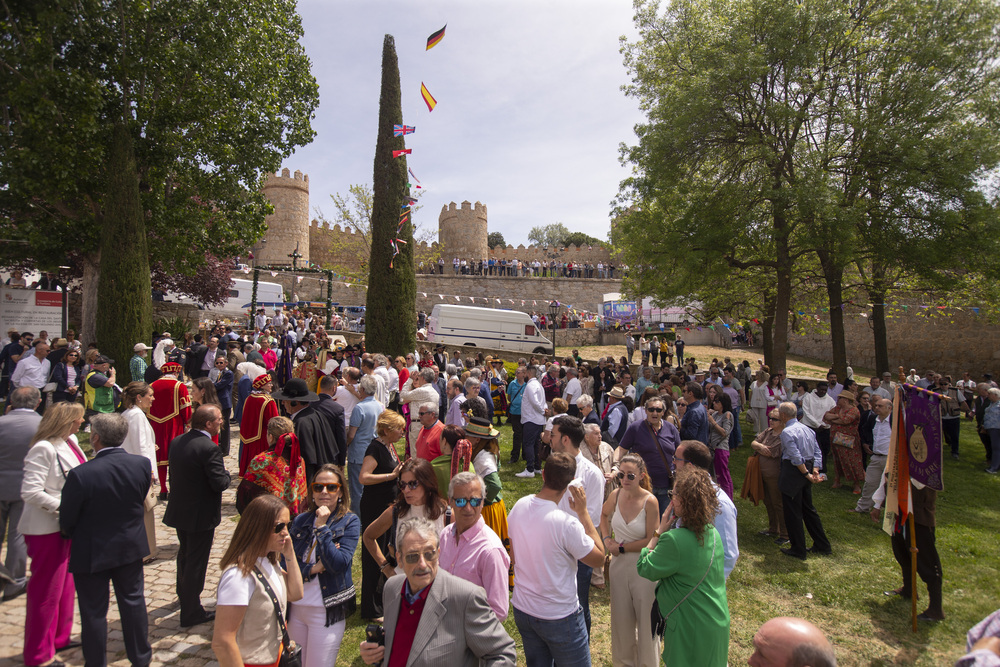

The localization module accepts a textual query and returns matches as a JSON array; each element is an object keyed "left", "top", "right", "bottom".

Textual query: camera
[{"left": 366, "top": 623, "right": 385, "bottom": 647}]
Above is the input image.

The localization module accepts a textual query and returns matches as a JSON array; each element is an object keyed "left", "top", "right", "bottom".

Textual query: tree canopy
[
  {"left": 487, "top": 231, "right": 507, "bottom": 249},
  {"left": 527, "top": 223, "right": 605, "bottom": 248}
]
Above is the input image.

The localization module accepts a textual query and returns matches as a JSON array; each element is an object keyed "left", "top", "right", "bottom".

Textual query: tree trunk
[
  {"left": 760, "top": 297, "right": 775, "bottom": 366},
  {"left": 820, "top": 252, "right": 847, "bottom": 380},
  {"left": 80, "top": 251, "right": 101, "bottom": 347},
  {"left": 869, "top": 289, "right": 889, "bottom": 376},
  {"left": 771, "top": 203, "right": 791, "bottom": 374},
  {"left": 96, "top": 121, "right": 152, "bottom": 379},
  {"left": 365, "top": 34, "right": 416, "bottom": 357}
]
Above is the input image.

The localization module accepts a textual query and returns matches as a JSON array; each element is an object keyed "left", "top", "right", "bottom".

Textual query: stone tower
[
  {"left": 438, "top": 201, "right": 488, "bottom": 260},
  {"left": 257, "top": 168, "right": 310, "bottom": 266}
]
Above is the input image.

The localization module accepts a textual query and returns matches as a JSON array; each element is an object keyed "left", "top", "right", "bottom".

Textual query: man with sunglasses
[
  {"left": 438, "top": 471, "right": 510, "bottom": 621},
  {"left": 360, "top": 516, "right": 515, "bottom": 667}
]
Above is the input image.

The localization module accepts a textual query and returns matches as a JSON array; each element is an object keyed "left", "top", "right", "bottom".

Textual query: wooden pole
[{"left": 909, "top": 511, "right": 918, "bottom": 632}]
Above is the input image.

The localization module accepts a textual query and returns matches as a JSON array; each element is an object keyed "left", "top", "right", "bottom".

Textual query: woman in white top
[
  {"left": 19, "top": 402, "right": 87, "bottom": 667},
  {"left": 600, "top": 454, "right": 660, "bottom": 667},
  {"left": 748, "top": 370, "right": 771, "bottom": 433},
  {"left": 120, "top": 381, "right": 159, "bottom": 561},
  {"left": 362, "top": 458, "right": 448, "bottom": 579},
  {"left": 213, "top": 495, "right": 304, "bottom": 667}
]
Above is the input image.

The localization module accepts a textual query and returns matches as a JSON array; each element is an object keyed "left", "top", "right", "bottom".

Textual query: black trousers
[
  {"left": 941, "top": 418, "right": 960, "bottom": 456},
  {"left": 175, "top": 528, "right": 215, "bottom": 623},
  {"left": 780, "top": 459, "right": 831, "bottom": 557},
  {"left": 979, "top": 427, "right": 992, "bottom": 461},
  {"left": 75, "top": 560, "right": 151, "bottom": 667},
  {"left": 811, "top": 426, "right": 831, "bottom": 473},
  {"left": 891, "top": 521, "right": 943, "bottom": 613},
  {"left": 509, "top": 412, "right": 523, "bottom": 462},
  {"left": 219, "top": 406, "right": 232, "bottom": 456}
]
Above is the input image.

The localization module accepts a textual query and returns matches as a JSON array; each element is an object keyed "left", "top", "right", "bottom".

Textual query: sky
[{"left": 289, "top": 0, "right": 645, "bottom": 247}]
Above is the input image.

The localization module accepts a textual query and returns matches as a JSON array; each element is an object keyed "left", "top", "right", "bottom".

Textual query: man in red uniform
[
  {"left": 238, "top": 373, "right": 278, "bottom": 476},
  {"left": 148, "top": 361, "right": 192, "bottom": 497}
]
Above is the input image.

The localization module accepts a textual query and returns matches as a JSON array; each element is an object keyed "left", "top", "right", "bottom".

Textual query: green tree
[
  {"left": 527, "top": 223, "right": 571, "bottom": 247},
  {"left": 563, "top": 232, "right": 605, "bottom": 248},
  {"left": 487, "top": 232, "right": 507, "bottom": 249},
  {"left": 365, "top": 35, "right": 415, "bottom": 357},
  {"left": 0, "top": 0, "right": 318, "bottom": 363}
]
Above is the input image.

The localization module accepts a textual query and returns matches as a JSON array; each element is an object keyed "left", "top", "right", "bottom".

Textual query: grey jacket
[
  {"left": 381, "top": 568, "right": 515, "bottom": 667},
  {"left": 0, "top": 409, "right": 42, "bottom": 501}
]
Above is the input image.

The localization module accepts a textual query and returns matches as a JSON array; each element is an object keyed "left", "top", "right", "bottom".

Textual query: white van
[
  {"left": 427, "top": 304, "right": 552, "bottom": 354},
  {"left": 231, "top": 278, "right": 284, "bottom": 312}
]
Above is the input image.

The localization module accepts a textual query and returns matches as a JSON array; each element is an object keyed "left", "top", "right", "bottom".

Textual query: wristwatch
[{"left": 618, "top": 542, "right": 625, "bottom": 554}]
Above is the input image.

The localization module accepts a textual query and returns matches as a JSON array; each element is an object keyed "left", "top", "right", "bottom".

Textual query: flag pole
[{"left": 909, "top": 512, "right": 918, "bottom": 632}]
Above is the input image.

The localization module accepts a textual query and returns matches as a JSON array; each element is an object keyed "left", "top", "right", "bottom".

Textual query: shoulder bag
[
  {"left": 650, "top": 532, "right": 716, "bottom": 638},
  {"left": 644, "top": 420, "right": 674, "bottom": 482},
  {"left": 251, "top": 566, "right": 302, "bottom": 667}
]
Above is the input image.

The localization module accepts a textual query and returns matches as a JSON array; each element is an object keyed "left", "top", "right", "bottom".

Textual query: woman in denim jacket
[{"left": 289, "top": 464, "right": 360, "bottom": 667}]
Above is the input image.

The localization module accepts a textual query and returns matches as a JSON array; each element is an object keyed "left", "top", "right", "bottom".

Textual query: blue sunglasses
[{"left": 453, "top": 497, "right": 484, "bottom": 508}]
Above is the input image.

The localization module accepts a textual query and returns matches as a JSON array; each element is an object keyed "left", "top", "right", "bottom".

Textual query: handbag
[
  {"left": 251, "top": 567, "right": 302, "bottom": 667},
  {"left": 143, "top": 482, "right": 158, "bottom": 512},
  {"left": 832, "top": 431, "right": 856, "bottom": 449},
  {"left": 650, "top": 533, "right": 716, "bottom": 638}
]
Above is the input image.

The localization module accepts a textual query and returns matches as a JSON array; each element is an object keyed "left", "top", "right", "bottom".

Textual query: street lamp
[{"left": 548, "top": 300, "right": 559, "bottom": 359}]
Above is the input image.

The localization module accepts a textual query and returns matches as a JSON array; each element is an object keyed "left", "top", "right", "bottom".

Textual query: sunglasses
[
  {"left": 419, "top": 411, "right": 435, "bottom": 416},
  {"left": 398, "top": 479, "right": 420, "bottom": 491},
  {"left": 616, "top": 471, "right": 637, "bottom": 481},
  {"left": 311, "top": 482, "right": 341, "bottom": 493},
  {"left": 646, "top": 407, "right": 664, "bottom": 413},
  {"left": 402, "top": 548, "right": 439, "bottom": 565},
  {"left": 453, "top": 497, "right": 484, "bottom": 508},
  {"left": 768, "top": 417, "right": 780, "bottom": 422},
  {"left": 273, "top": 522, "right": 288, "bottom": 534},
  {"left": 676, "top": 402, "right": 687, "bottom": 407}
]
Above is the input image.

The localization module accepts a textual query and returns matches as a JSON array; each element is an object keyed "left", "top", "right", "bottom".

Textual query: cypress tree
[
  {"left": 95, "top": 121, "right": 152, "bottom": 379},
  {"left": 366, "top": 34, "right": 416, "bottom": 357}
]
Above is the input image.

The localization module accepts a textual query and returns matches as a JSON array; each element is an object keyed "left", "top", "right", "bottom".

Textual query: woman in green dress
[{"left": 636, "top": 466, "right": 730, "bottom": 666}]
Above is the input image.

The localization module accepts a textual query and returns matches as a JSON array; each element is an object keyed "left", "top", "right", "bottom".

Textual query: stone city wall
[
  {"left": 786, "top": 307, "right": 1000, "bottom": 378},
  {"left": 257, "top": 169, "right": 310, "bottom": 266}
]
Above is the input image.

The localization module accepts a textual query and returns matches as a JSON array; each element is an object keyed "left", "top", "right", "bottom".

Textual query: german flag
[
  {"left": 426, "top": 25, "right": 446, "bottom": 51},
  {"left": 420, "top": 83, "right": 437, "bottom": 112}
]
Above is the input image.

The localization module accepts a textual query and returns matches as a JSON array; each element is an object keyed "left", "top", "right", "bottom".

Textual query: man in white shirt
[
  {"left": 361, "top": 358, "right": 387, "bottom": 407},
  {"left": 562, "top": 367, "right": 582, "bottom": 418},
  {"left": 673, "top": 440, "right": 739, "bottom": 578},
  {"left": 11, "top": 340, "right": 50, "bottom": 398},
  {"left": 851, "top": 396, "right": 892, "bottom": 513},
  {"left": 517, "top": 365, "right": 547, "bottom": 478},
  {"left": 862, "top": 377, "right": 891, "bottom": 401},
  {"left": 825, "top": 371, "right": 843, "bottom": 401},
  {"left": 550, "top": 415, "right": 605, "bottom": 638},
  {"left": 507, "top": 452, "right": 604, "bottom": 666},
  {"left": 333, "top": 368, "right": 362, "bottom": 423},
  {"left": 801, "top": 382, "right": 836, "bottom": 475}
]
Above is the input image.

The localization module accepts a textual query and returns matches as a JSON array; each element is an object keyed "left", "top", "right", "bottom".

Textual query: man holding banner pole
[{"left": 872, "top": 381, "right": 945, "bottom": 626}]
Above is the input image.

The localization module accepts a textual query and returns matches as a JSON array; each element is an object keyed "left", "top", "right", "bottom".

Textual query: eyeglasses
[
  {"left": 676, "top": 402, "right": 687, "bottom": 407},
  {"left": 398, "top": 479, "right": 420, "bottom": 491},
  {"left": 419, "top": 411, "right": 435, "bottom": 416},
  {"left": 453, "top": 497, "right": 484, "bottom": 508},
  {"left": 645, "top": 407, "right": 663, "bottom": 413},
  {"left": 311, "top": 483, "right": 341, "bottom": 493},
  {"left": 402, "top": 548, "right": 439, "bottom": 565},
  {"left": 673, "top": 457, "right": 686, "bottom": 464},
  {"left": 768, "top": 417, "right": 780, "bottom": 422},
  {"left": 616, "top": 471, "right": 637, "bottom": 481},
  {"left": 273, "top": 522, "right": 288, "bottom": 534}
]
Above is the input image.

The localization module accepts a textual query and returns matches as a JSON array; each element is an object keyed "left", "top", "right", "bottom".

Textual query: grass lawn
[{"left": 333, "top": 414, "right": 998, "bottom": 666}]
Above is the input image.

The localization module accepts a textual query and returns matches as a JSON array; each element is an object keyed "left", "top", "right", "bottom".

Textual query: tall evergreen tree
[{"left": 366, "top": 35, "right": 416, "bottom": 356}]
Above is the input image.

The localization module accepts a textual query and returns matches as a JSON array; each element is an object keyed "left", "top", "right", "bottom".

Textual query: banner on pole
[{"left": 905, "top": 385, "right": 943, "bottom": 490}]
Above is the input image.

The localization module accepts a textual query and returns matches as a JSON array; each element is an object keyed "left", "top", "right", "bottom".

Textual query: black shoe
[
  {"left": 180, "top": 611, "right": 215, "bottom": 627},
  {"left": 774, "top": 538, "right": 790, "bottom": 546},
  {"left": 780, "top": 548, "right": 806, "bottom": 561},
  {"left": 158, "top": 491, "right": 169, "bottom": 501},
  {"left": 951, "top": 453, "right": 960, "bottom": 460},
  {"left": 918, "top": 610, "right": 945, "bottom": 622},
  {"left": 807, "top": 546, "right": 833, "bottom": 555},
  {"left": 56, "top": 640, "right": 82, "bottom": 652}
]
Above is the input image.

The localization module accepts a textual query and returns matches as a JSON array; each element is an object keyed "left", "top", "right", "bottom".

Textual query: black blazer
[
  {"left": 163, "top": 430, "right": 231, "bottom": 531},
  {"left": 59, "top": 447, "right": 151, "bottom": 573},
  {"left": 314, "top": 394, "right": 348, "bottom": 467}
]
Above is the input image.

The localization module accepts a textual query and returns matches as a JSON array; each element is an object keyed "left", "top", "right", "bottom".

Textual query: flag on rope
[
  {"left": 392, "top": 149, "right": 412, "bottom": 158},
  {"left": 408, "top": 168, "right": 421, "bottom": 183},
  {"left": 393, "top": 124, "right": 416, "bottom": 137},
  {"left": 420, "top": 82, "right": 437, "bottom": 111},
  {"left": 426, "top": 25, "right": 446, "bottom": 50}
]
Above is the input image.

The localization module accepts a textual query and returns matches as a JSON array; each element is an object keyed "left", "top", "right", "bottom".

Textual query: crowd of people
[
  {"left": 2, "top": 309, "right": 999, "bottom": 666},
  {"left": 422, "top": 256, "right": 623, "bottom": 278}
]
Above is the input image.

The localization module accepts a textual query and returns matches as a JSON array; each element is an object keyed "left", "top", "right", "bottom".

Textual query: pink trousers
[{"left": 23, "top": 532, "right": 74, "bottom": 666}]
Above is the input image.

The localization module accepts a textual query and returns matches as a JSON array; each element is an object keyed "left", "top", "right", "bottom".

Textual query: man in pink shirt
[{"left": 438, "top": 471, "right": 510, "bottom": 621}]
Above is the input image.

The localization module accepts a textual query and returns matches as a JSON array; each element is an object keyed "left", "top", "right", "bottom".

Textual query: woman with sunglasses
[
  {"left": 357, "top": 410, "right": 404, "bottom": 620},
  {"left": 213, "top": 495, "right": 303, "bottom": 667},
  {"left": 600, "top": 454, "right": 660, "bottom": 667},
  {"left": 51, "top": 348, "right": 83, "bottom": 404},
  {"left": 287, "top": 465, "right": 359, "bottom": 667},
  {"left": 362, "top": 458, "right": 448, "bottom": 582},
  {"left": 750, "top": 409, "right": 788, "bottom": 545}
]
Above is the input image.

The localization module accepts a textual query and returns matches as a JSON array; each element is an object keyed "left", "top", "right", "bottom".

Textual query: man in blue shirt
[
  {"left": 506, "top": 366, "right": 526, "bottom": 465},
  {"left": 776, "top": 402, "right": 832, "bottom": 560},
  {"left": 346, "top": 375, "right": 385, "bottom": 514},
  {"left": 679, "top": 382, "right": 709, "bottom": 445}
]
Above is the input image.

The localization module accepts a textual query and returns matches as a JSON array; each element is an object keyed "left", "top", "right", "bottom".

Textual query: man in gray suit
[
  {"left": 359, "top": 516, "right": 515, "bottom": 667},
  {"left": 0, "top": 387, "right": 42, "bottom": 601}
]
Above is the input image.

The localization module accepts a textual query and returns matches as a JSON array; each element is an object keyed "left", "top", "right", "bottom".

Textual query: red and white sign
[{"left": 1, "top": 289, "right": 67, "bottom": 339}]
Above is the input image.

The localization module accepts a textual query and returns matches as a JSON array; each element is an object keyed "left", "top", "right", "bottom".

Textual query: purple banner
[{"left": 905, "top": 385, "right": 943, "bottom": 490}]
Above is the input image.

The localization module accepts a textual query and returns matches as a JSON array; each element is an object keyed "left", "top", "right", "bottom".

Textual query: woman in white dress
[
  {"left": 600, "top": 454, "right": 660, "bottom": 666},
  {"left": 120, "top": 381, "right": 159, "bottom": 561},
  {"left": 748, "top": 370, "right": 771, "bottom": 433}
]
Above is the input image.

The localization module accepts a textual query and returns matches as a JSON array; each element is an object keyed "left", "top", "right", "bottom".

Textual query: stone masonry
[{"left": 255, "top": 169, "right": 310, "bottom": 267}]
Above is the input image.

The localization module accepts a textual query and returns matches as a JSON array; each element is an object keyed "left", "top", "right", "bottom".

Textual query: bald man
[{"left": 748, "top": 616, "right": 837, "bottom": 667}]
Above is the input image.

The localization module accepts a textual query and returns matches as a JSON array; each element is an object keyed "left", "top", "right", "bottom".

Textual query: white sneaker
[
  {"left": 535, "top": 470, "right": 543, "bottom": 476},
  {"left": 515, "top": 469, "right": 536, "bottom": 478}
]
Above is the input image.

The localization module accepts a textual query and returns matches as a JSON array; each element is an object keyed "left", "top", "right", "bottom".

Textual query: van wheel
[
  {"left": 463, "top": 343, "right": 476, "bottom": 347},
  {"left": 533, "top": 347, "right": 548, "bottom": 354}
]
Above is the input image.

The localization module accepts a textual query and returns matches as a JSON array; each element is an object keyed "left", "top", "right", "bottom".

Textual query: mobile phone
[{"left": 366, "top": 623, "right": 385, "bottom": 647}]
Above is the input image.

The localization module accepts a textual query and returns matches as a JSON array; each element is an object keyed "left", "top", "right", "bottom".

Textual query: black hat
[
  {"left": 271, "top": 378, "right": 319, "bottom": 403},
  {"left": 95, "top": 354, "right": 115, "bottom": 366}
]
